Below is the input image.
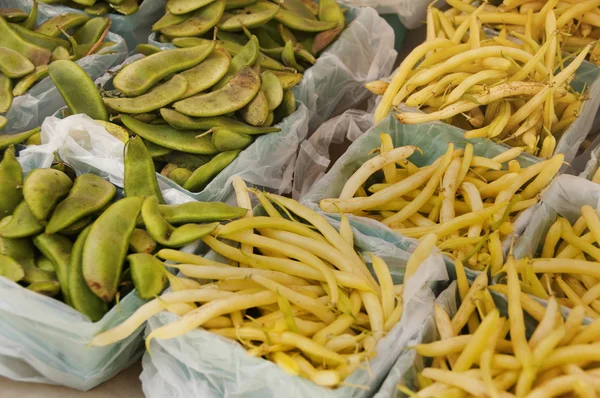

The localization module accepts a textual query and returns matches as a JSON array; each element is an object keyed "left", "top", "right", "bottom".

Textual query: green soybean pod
[
  {"left": 113, "top": 43, "right": 215, "bottom": 97},
  {"left": 0, "top": 146, "right": 23, "bottom": 218},
  {"left": 0, "top": 47, "right": 35, "bottom": 78},
  {"left": 23, "top": 168, "right": 73, "bottom": 221},
  {"left": 135, "top": 43, "right": 162, "bottom": 56},
  {"left": 9, "top": 23, "right": 71, "bottom": 51},
  {"left": 275, "top": 8, "right": 338, "bottom": 31},
  {"left": 141, "top": 196, "right": 219, "bottom": 247},
  {"left": 158, "top": 201, "right": 247, "bottom": 224},
  {"left": 128, "top": 253, "right": 167, "bottom": 300},
  {"left": 211, "top": 128, "right": 254, "bottom": 151},
  {"left": 152, "top": 11, "right": 191, "bottom": 31},
  {"left": 12, "top": 65, "right": 49, "bottom": 97},
  {"left": 121, "top": 115, "right": 218, "bottom": 155},
  {"left": 69, "top": 226, "right": 107, "bottom": 321},
  {"left": 22, "top": 266, "right": 56, "bottom": 284},
  {"left": 160, "top": 0, "right": 225, "bottom": 38},
  {"left": 0, "top": 17, "right": 52, "bottom": 66},
  {"left": 167, "top": 168, "right": 192, "bottom": 186},
  {"left": 73, "top": 17, "right": 110, "bottom": 45},
  {"left": 167, "top": 0, "right": 217, "bottom": 15},
  {"left": 124, "top": 136, "right": 164, "bottom": 203},
  {"left": 27, "top": 280, "right": 61, "bottom": 297},
  {"left": 282, "top": 40, "right": 305, "bottom": 72},
  {"left": 0, "top": 127, "right": 40, "bottom": 150},
  {"left": 35, "top": 13, "right": 90, "bottom": 37},
  {"left": 46, "top": 174, "right": 116, "bottom": 234},
  {"left": 34, "top": 233, "right": 74, "bottom": 304},
  {"left": 22, "top": 0, "right": 38, "bottom": 29},
  {"left": 269, "top": 70, "right": 303, "bottom": 90},
  {"left": 48, "top": 60, "right": 108, "bottom": 121},
  {"left": 0, "top": 201, "right": 45, "bottom": 238},
  {"left": 0, "top": 116, "right": 6, "bottom": 130},
  {"left": 160, "top": 108, "right": 280, "bottom": 134},
  {"left": 104, "top": 75, "right": 188, "bottom": 114},
  {"left": 239, "top": 90, "right": 269, "bottom": 126},
  {"left": 0, "top": 254, "right": 24, "bottom": 282},
  {"left": 183, "top": 149, "right": 242, "bottom": 192},
  {"left": 82, "top": 197, "right": 142, "bottom": 303},
  {"left": 84, "top": 2, "right": 111, "bottom": 15},
  {"left": 129, "top": 228, "right": 157, "bottom": 254},
  {"left": 179, "top": 47, "right": 231, "bottom": 99},
  {"left": 0, "top": 73, "right": 12, "bottom": 112}
]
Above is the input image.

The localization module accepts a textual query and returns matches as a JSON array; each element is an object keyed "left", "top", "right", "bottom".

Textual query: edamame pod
[
  {"left": 145, "top": 140, "right": 172, "bottom": 157},
  {"left": 34, "top": 233, "right": 73, "bottom": 304},
  {"left": 239, "top": 90, "right": 269, "bottom": 126},
  {"left": 261, "top": 70, "right": 283, "bottom": 110},
  {"left": 277, "top": 0, "right": 315, "bottom": 20},
  {"left": 167, "top": 0, "right": 218, "bottom": 15},
  {"left": 85, "top": 2, "right": 111, "bottom": 15},
  {"left": 82, "top": 197, "right": 142, "bottom": 303},
  {"left": 183, "top": 149, "right": 241, "bottom": 192},
  {"left": 69, "top": 226, "right": 107, "bottom": 321},
  {"left": 218, "top": 2, "right": 280, "bottom": 31},
  {"left": 269, "top": 69, "right": 302, "bottom": 89},
  {"left": 163, "top": 152, "right": 211, "bottom": 170},
  {"left": 174, "top": 66, "right": 261, "bottom": 117},
  {"left": 23, "top": 168, "right": 73, "bottom": 221},
  {"left": 179, "top": 47, "right": 231, "bottom": 98},
  {"left": 135, "top": 43, "right": 162, "bottom": 56},
  {"left": 212, "top": 36, "right": 259, "bottom": 90},
  {"left": 121, "top": 115, "right": 218, "bottom": 155},
  {"left": 171, "top": 37, "right": 213, "bottom": 47},
  {"left": 160, "top": 108, "right": 280, "bottom": 134},
  {"left": 128, "top": 253, "right": 167, "bottom": 300},
  {"left": 0, "top": 8, "right": 27, "bottom": 22},
  {"left": 0, "top": 127, "right": 40, "bottom": 150},
  {"left": 0, "top": 202, "right": 45, "bottom": 238},
  {"left": 46, "top": 174, "right": 116, "bottom": 234},
  {"left": 282, "top": 40, "right": 305, "bottom": 72},
  {"left": 124, "top": 136, "right": 164, "bottom": 203},
  {"left": 110, "top": 0, "right": 139, "bottom": 15},
  {"left": 0, "top": 47, "right": 35, "bottom": 78},
  {"left": 35, "top": 13, "right": 90, "bottom": 37},
  {"left": 94, "top": 120, "right": 129, "bottom": 142},
  {"left": 160, "top": 0, "right": 225, "bottom": 37},
  {"left": 23, "top": 266, "right": 56, "bottom": 284},
  {"left": 262, "top": 111, "right": 274, "bottom": 126},
  {"left": 141, "top": 196, "right": 219, "bottom": 247},
  {"left": 129, "top": 228, "right": 157, "bottom": 254},
  {"left": 12, "top": 65, "right": 49, "bottom": 96},
  {"left": 49, "top": 60, "right": 108, "bottom": 121},
  {"left": 60, "top": 216, "right": 92, "bottom": 235},
  {"left": 212, "top": 128, "right": 253, "bottom": 151},
  {"left": 36, "top": 256, "right": 55, "bottom": 272},
  {"left": 0, "top": 116, "right": 6, "bottom": 130},
  {"left": 275, "top": 8, "right": 338, "bottom": 31},
  {"left": 0, "top": 17, "right": 51, "bottom": 66},
  {"left": 104, "top": 75, "right": 188, "bottom": 114},
  {"left": 22, "top": 0, "right": 38, "bottom": 29},
  {"left": 158, "top": 201, "right": 247, "bottom": 223},
  {"left": 167, "top": 168, "right": 192, "bottom": 185},
  {"left": 0, "top": 146, "right": 23, "bottom": 218},
  {"left": 0, "top": 73, "right": 12, "bottom": 112},
  {"left": 226, "top": 0, "right": 257, "bottom": 9},
  {"left": 27, "top": 280, "right": 61, "bottom": 297},
  {"left": 9, "top": 23, "right": 71, "bottom": 51},
  {"left": 0, "top": 254, "right": 24, "bottom": 282},
  {"left": 73, "top": 17, "right": 110, "bottom": 44},
  {"left": 114, "top": 43, "right": 215, "bottom": 97},
  {"left": 52, "top": 46, "right": 71, "bottom": 61},
  {"left": 275, "top": 89, "right": 296, "bottom": 121},
  {"left": 152, "top": 11, "right": 191, "bottom": 31}
]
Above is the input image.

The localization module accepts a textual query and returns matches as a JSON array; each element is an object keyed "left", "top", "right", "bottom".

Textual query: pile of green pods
[
  {"left": 0, "top": 3, "right": 118, "bottom": 131},
  {"left": 0, "top": 145, "right": 247, "bottom": 321},
  {"left": 40, "top": 0, "right": 143, "bottom": 16},
  {"left": 153, "top": 0, "right": 345, "bottom": 69}
]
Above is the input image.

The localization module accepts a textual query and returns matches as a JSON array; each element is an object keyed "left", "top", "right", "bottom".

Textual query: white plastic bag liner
[
  {"left": 340, "top": 0, "right": 433, "bottom": 30},
  {"left": 140, "top": 216, "right": 447, "bottom": 398},
  {"left": 93, "top": 54, "right": 309, "bottom": 205},
  {"left": 37, "top": 0, "right": 166, "bottom": 51},
  {"left": 569, "top": 127, "right": 600, "bottom": 180},
  {"left": 150, "top": 6, "right": 397, "bottom": 133},
  {"left": 297, "top": 111, "right": 541, "bottom": 258},
  {"left": 0, "top": 115, "right": 198, "bottom": 390}
]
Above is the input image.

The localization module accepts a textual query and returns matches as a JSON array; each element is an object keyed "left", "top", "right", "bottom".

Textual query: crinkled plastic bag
[
  {"left": 0, "top": 0, "right": 128, "bottom": 134},
  {"left": 150, "top": 6, "right": 397, "bottom": 133},
  {"left": 93, "top": 54, "right": 309, "bottom": 205},
  {"left": 340, "top": 0, "right": 431, "bottom": 29},
  {"left": 0, "top": 115, "right": 198, "bottom": 390},
  {"left": 37, "top": 0, "right": 166, "bottom": 51},
  {"left": 140, "top": 216, "right": 447, "bottom": 398}
]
